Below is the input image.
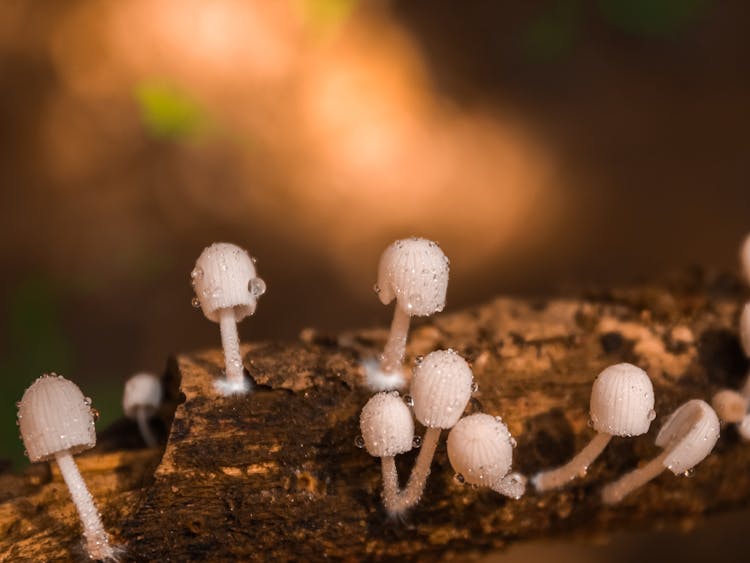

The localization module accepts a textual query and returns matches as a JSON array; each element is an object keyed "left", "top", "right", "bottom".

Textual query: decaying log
[{"left": 2, "top": 275, "right": 750, "bottom": 561}]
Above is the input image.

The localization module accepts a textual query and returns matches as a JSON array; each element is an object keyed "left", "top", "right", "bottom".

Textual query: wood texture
[{"left": 2, "top": 275, "right": 750, "bottom": 561}]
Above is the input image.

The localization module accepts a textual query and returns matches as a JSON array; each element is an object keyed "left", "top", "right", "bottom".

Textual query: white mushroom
[
  {"left": 359, "top": 391, "right": 415, "bottom": 513},
  {"left": 18, "top": 374, "right": 116, "bottom": 561},
  {"left": 447, "top": 413, "right": 526, "bottom": 499},
  {"left": 369, "top": 237, "right": 449, "bottom": 390},
  {"left": 192, "top": 242, "right": 266, "bottom": 395},
  {"left": 601, "top": 399, "right": 720, "bottom": 504},
  {"left": 123, "top": 373, "right": 163, "bottom": 447},
  {"left": 533, "top": 363, "right": 655, "bottom": 492},
  {"left": 388, "top": 349, "right": 473, "bottom": 515}
]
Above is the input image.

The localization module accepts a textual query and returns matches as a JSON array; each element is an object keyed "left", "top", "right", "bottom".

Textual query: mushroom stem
[
  {"left": 55, "top": 450, "right": 114, "bottom": 561},
  {"left": 380, "top": 306, "right": 411, "bottom": 374},
  {"left": 388, "top": 426, "right": 441, "bottom": 515},
  {"left": 532, "top": 432, "right": 612, "bottom": 492},
  {"left": 219, "top": 307, "right": 245, "bottom": 388},
  {"left": 601, "top": 450, "right": 669, "bottom": 504},
  {"left": 135, "top": 407, "right": 157, "bottom": 448},
  {"left": 381, "top": 456, "right": 400, "bottom": 513}
]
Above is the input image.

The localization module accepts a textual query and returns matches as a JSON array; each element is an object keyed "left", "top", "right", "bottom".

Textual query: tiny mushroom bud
[
  {"left": 192, "top": 242, "right": 266, "bottom": 395},
  {"left": 601, "top": 399, "right": 720, "bottom": 504},
  {"left": 368, "top": 237, "right": 449, "bottom": 390},
  {"left": 388, "top": 349, "right": 473, "bottom": 515},
  {"left": 123, "top": 372, "right": 163, "bottom": 447},
  {"left": 18, "top": 374, "right": 116, "bottom": 561},
  {"left": 359, "top": 391, "right": 415, "bottom": 513},
  {"left": 711, "top": 389, "right": 748, "bottom": 424},
  {"left": 447, "top": 413, "right": 526, "bottom": 499},
  {"left": 533, "top": 363, "right": 655, "bottom": 492}
]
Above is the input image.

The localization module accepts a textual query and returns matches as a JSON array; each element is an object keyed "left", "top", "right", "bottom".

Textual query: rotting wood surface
[{"left": 2, "top": 275, "right": 750, "bottom": 561}]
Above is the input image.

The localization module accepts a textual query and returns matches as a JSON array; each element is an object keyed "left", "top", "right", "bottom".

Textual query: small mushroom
[
  {"left": 601, "top": 399, "right": 720, "bottom": 504},
  {"left": 447, "top": 413, "right": 526, "bottom": 499},
  {"left": 18, "top": 374, "right": 116, "bottom": 561},
  {"left": 388, "top": 349, "right": 473, "bottom": 514},
  {"left": 741, "top": 233, "right": 750, "bottom": 284},
  {"left": 123, "top": 373, "right": 163, "bottom": 447},
  {"left": 533, "top": 363, "right": 655, "bottom": 492},
  {"left": 368, "top": 237, "right": 449, "bottom": 390},
  {"left": 359, "top": 391, "right": 415, "bottom": 513},
  {"left": 191, "top": 242, "right": 266, "bottom": 395},
  {"left": 711, "top": 389, "right": 748, "bottom": 424}
]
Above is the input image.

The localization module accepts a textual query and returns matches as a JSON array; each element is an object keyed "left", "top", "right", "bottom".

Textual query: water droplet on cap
[
  {"left": 403, "top": 395, "right": 414, "bottom": 407},
  {"left": 454, "top": 473, "right": 465, "bottom": 485},
  {"left": 248, "top": 278, "right": 266, "bottom": 297},
  {"left": 354, "top": 435, "right": 365, "bottom": 449},
  {"left": 412, "top": 436, "right": 422, "bottom": 448},
  {"left": 191, "top": 297, "right": 201, "bottom": 308}
]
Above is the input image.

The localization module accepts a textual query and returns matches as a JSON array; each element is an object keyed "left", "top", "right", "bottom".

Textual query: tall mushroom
[
  {"left": 601, "top": 399, "right": 720, "bottom": 504},
  {"left": 387, "top": 349, "right": 473, "bottom": 515},
  {"left": 447, "top": 413, "right": 526, "bottom": 499},
  {"left": 192, "top": 242, "right": 266, "bottom": 395},
  {"left": 369, "top": 237, "right": 449, "bottom": 390},
  {"left": 17, "top": 374, "right": 116, "bottom": 561},
  {"left": 533, "top": 363, "right": 655, "bottom": 492}
]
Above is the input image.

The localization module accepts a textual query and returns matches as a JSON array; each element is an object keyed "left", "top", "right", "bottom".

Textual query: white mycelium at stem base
[
  {"left": 123, "top": 373, "right": 163, "bottom": 448},
  {"left": 192, "top": 242, "right": 266, "bottom": 395},
  {"left": 602, "top": 399, "right": 720, "bottom": 504},
  {"left": 370, "top": 238, "right": 449, "bottom": 390},
  {"left": 447, "top": 413, "right": 526, "bottom": 499},
  {"left": 18, "top": 374, "right": 115, "bottom": 561},
  {"left": 359, "top": 392, "right": 415, "bottom": 513},
  {"left": 387, "top": 349, "right": 474, "bottom": 515},
  {"left": 533, "top": 363, "right": 655, "bottom": 492}
]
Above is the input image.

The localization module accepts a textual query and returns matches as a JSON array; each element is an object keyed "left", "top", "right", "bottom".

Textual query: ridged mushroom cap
[
  {"left": 741, "top": 234, "right": 750, "bottom": 284},
  {"left": 656, "top": 399, "right": 720, "bottom": 475},
  {"left": 447, "top": 413, "right": 514, "bottom": 487},
  {"left": 590, "top": 363, "right": 655, "bottom": 436},
  {"left": 376, "top": 238, "right": 449, "bottom": 317},
  {"left": 740, "top": 303, "right": 750, "bottom": 358},
  {"left": 411, "top": 349, "right": 473, "bottom": 429},
  {"left": 18, "top": 374, "right": 96, "bottom": 462},
  {"left": 711, "top": 389, "right": 748, "bottom": 424},
  {"left": 123, "top": 373, "right": 163, "bottom": 418},
  {"left": 192, "top": 242, "right": 265, "bottom": 323},
  {"left": 360, "top": 391, "right": 414, "bottom": 457}
]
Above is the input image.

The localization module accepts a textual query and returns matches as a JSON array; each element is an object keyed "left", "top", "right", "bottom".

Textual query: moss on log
[{"left": 2, "top": 275, "right": 750, "bottom": 561}]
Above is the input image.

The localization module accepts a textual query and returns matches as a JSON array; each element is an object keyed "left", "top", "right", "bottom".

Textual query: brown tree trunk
[{"left": 2, "top": 276, "right": 750, "bottom": 561}]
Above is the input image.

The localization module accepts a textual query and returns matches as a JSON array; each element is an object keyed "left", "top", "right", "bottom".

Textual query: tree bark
[{"left": 2, "top": 276, "right": 750, "bottom": 561}]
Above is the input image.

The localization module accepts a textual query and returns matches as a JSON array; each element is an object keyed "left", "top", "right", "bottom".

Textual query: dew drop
[
  {"left": 84, "top": 397, "right": 92, "bottom": 406},
  {"left": 190, "top": 267, "right": 204, "bottom": 281},
  {"left": 248, "top": 278, "right": 266, "bottom": 297},
  {"left": 509, "top": 436, "right": 517, "bottom": 448},
  {"left": 373, "top": 284, "right": 381, "bottom": 294},
  {"left": 494, "top": 415, "right": 503, "bottom": 422},
  {"left": 648, "top": 409, "right": 656, "bottom": 421},
  {"left": 412, "top": 436, "right": 422, "bottom": 448},
  {"left": 578, "top": 467, "right": 588, "bottom": 478},
  {"left": 191, "top": 297, "right": 201, "bottom": 309},
  {"left": 453, "top": 473, "right": 465, "bottom": 485},
  {"left": 471, "top": 382, "right": 479, "bottom": 393},
  {"left": 91, "top": 407, "right": 100, "bottom": 422},
  {"left": 587, "top": 418, "right": 595, "bottom": 428},
  {"left": 354, "top": 436, "right": 365, "bottom": 449},
  {"left": 403, "top": 395, "right": 414, "bottom": 407},
  {"left": 683, "top": 467, "right": 695, "bottom": 478},
  {"left": 415, "top": 355, "right": 424, "bottom": 365}
]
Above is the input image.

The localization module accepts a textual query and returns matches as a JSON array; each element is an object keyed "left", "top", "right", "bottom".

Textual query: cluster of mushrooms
[{"left": 14, "top": 235, "right": 750, "bottom": 560}]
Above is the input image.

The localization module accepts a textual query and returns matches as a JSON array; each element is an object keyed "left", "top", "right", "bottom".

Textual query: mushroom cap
[
  {"left": 711, "top": 389, "right": 748, "bottom": 424},
  {"left": 589, "top": 363, "right": 655, "bottom": 437},
  {"left": 18, "top": 374, "right": 96, "bottom": 463},
  {"left": 655, "top": 399, "right": 720, "bottom": 475},
  {"left": 740, "top": 302, "right": 750, "bottom": 358},
  {"left": 741, "top": 233, "right": 750, "bottom": 284},
  {"left": 123, "top": 373, "right": 163, "bottom": 418},
  {"left": 411, "top": 349, "right": 473, "bottom": 429},
  {"left": 360, "top": 391, "right": 414, "bottom": 457},
  {"left": 192, "top": 242, "right": 265, "bottom": 323},
  {"left": 447, "top": 413, "right": 514, "bottom": 488},
  {"left": 376, "top": 238, "right": 449, "bottom": 317}
]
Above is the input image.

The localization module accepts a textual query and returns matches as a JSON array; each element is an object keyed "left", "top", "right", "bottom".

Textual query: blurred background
[{"left": 0, "top": 0, "right": 748, "bottom": 557}]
